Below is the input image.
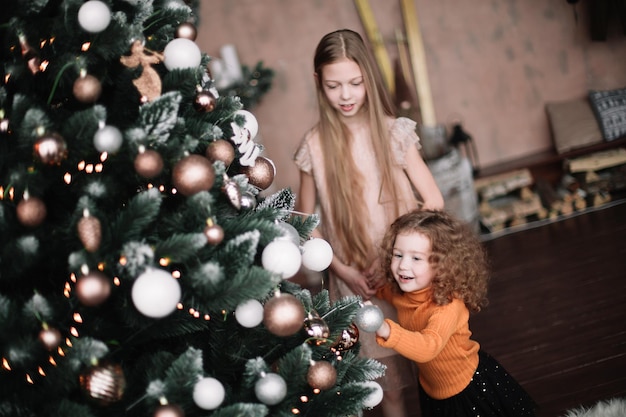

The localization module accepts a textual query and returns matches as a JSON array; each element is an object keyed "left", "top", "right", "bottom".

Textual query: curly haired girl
[{"left": 375, "top": 209, "right": 537, "bottom": 417}]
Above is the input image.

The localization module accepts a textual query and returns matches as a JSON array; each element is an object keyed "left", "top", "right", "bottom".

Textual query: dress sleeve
[
  {"left": 293, "top": 136, "right": 312, "bottom": 174},
  {"left": 390, "top": 117, "right": 422, "bottom": 169}
]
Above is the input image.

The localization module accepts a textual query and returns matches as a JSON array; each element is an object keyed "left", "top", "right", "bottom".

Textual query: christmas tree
[{"left": 0, "top": 1, "right": 385, "bottom": 416}]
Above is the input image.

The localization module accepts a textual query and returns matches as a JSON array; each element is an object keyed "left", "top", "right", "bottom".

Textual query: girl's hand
[
  {"left": 376, "top": 320, "right": 390, "bottom": 340},
  {"left": 335, "top": 263, "right": 377, "bottom": 300}
]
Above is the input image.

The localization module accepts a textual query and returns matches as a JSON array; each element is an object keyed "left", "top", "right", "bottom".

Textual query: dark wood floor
[{"left": 357, "top": 199, "right": 626, "bottom": 417}]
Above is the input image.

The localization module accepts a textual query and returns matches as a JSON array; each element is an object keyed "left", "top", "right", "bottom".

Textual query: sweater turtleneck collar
[{"left": 403, "top": 286, "right": 432, "bottom": 305}]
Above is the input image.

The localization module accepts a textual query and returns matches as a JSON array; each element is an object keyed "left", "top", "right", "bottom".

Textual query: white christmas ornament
[
  {"left": 234, "top": 110, "right": 259, "bottom": 140},
  {"left": 360, "top": 380, "right": 384, "bottom": 408},
  {"left": 131, "top": 268, "right": 181, "bottom": 318},
  {"left": 94, "top": 125, "right": 123, "bottom": 153},
  {"left": 78, "top": 1, "right": 112, "bottom": 33},
  {"left": 301, "top": 238, "right": 333, "bottom": 272},
  {"left": 163, "top": 38, "right": 202, "bottom": 70},
  {"left": 193, "top": 377, "right": 225, "bottom": 410},
  {"left": 354, "top": 304, "right": 384, "bottom": 333},
  {"left": 235, "top": 299, "right": 264, "bottom": 328},
  {"left": 261, "top": 240, "right": 302, "bottom": 279},
  {"left": 254, "top": 373, "right": 287, "bottom": 405}
]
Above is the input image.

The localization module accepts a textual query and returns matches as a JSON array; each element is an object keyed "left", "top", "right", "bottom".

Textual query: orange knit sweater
[{"left": 376, "top": 286, "right": 480, "bottom": 399}]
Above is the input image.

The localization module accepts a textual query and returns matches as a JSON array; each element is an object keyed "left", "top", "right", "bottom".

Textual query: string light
[
  {"left": 2, "top": 358, "right": 10, "bottom": 370},
  {"left": 81, "top": 42, "right": 91, "bottom": 51},
  {"left": 63, "top": 172, "right": 72, "bottom": 184}
]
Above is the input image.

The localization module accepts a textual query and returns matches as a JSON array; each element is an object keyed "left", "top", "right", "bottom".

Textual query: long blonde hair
[{"left": 313, "top": 29, "right": 402, "bottom": 269}]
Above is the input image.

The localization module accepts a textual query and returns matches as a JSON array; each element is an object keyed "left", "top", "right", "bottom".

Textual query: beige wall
[{"left": 196, "top": 1, "right": 626, "bottom": 194}]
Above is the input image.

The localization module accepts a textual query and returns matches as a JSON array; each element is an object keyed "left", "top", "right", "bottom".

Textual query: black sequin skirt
[{"left": 418, "top": 350, "right": 538, "bottom": 417}]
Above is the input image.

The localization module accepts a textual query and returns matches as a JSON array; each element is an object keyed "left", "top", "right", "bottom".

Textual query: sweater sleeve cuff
[{"left": 376, "top": 319, "right": 402, "bottom": 348}]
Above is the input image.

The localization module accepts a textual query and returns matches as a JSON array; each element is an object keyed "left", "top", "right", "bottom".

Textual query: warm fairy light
[
  {"left": 203, "top": 314, "right": 210, "bottom": 320},
  {"left": 81, "top": 42, "right": 91, "bottom": 51},
  {"left": 78, "top": 160, "right": 86, "bottom": 170},
  {"left": 313, "top": 388, "right": 320, "bottom": 394},
  {"left": 64, "top": 172, "right": 72, "bottom": 184},
  {"left": 73, "top": 313, "right": 83, "bottom": 323},
  {"left": 8, "top": 187, "right": 14, "bottom": 200},
  {"left": 2, "top": 358, "right": 10, "bottom": 370},
  {"left": 171, "top": 188, "right": 178, "bottom": 194},
  {"left": 50, "top": 36, "right": 55, "bottom": 44},
  {"left": 49, "top": 356, "right": 57, "bottom": 366},
  {"left": 100, "top": 152, "right": 108, "bottom": 162},
  {"left": 38, "top": 367, "right": 45, "bottom": 376},
  {"left": 70, "top": 327, "right": 79, "bottom": 337},
  {"left": 159, "top": 258, "right": 170, "bottom": 266},
  {"left": 193, "top": 311, "right": 200, "bottom": 318},
  {"left": 119, "top": 256, "right": 127, "bottom": 266},
  {"left": 57, "top": 347, "right": 65, "bottom": 356},
  {"left": 97, "top": 262, "right": 105, "bottom": 271},
  {"left": 4, "top": 74, "right": 10, "bottom": 84},
  {"left": 147, "top": 183, "right": 154, "bottom": 189},
  {"left": 95, "top": 163, "right": 103, "bottom": 172},
  {"left": 221, "top": 309, "right": 227, "bottom": 315},
  {"left": 65, "top": 338, "right": 72, "bottom": 347},
  {"left": 70, "top": 273, "right": 77, "bottom": 283},
  {"left": 26, "top": 374, "right": 33, "bottom": 384},
  {"left": 39, "top": 39, "right": 47, "bottom": 48},
  {"left": 85, "top": 164, "right": 94, "bottom": 173},
  {"left": 177, "top": 303, "right": 183, "bottom": 310},
  {"left": 113, "top": 277, "right": 121, "bottom": 286},
  {"left": 39, "top": 60, "right": 49, "bottom": 71},
  {"left": 300, "top": 395, "right": 309, "bottom": 402},
  {"left": 172, "top": 270, "right": 181, "bottom": 278},
  {"left": 188, "top": 308, "right": 195, "bottom": 315},
  {"left": 291, "top": 408, "right": 300, "bottom": 414}
]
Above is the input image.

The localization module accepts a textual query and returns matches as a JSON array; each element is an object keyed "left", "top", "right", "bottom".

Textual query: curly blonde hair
[{"left": 379, "top": 209, "right": 489, "bottom": 312}]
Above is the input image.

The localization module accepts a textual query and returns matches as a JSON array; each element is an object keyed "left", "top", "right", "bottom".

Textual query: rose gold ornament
[
  {"left": 331, "top": 323, "right": 359, "bottom": 352},
  {"left": 193, "top": 89, "right": 216, "bottom": 113},
  {"left": 238, "top": 156, "right": 275, "bottom": 190},
  {"left": 16, "top": 195, "right": 47, "bottom": 227},
  {"left": 206, "top": 139, "right": 235, "bottom": 166},
  {"left": 134, "top": 148, "right": 164, "bottom": 178},
  {"left": 39, "top": 326, "right": 62, "bottom": 351},
  {"left": 120, "top": 40, "right": 163, "bottom": 102},
  {"left": 307, "top": 361, "right": 337, "bottom": 390},
  {"left": 33, "top": 132, "right": 68, "bottom": 165},
  {"left": 175, "top": 22, "right": 197, "bottom": 41},
  {"left": 73, "top": 73, "right": 102, "bottom": 103},
  {"left": 78, "top": 210, "right": 102, "bottom": 252},
  {"left": 262, "top": 292, "right": 306, "bottom": 337},
  {"left": 171, "top": 154, "right": 215, "bottom": 196},
  {"left": 79, "top": 362, "right": 126, "bottom": 405},
  {"left": 204, "top": 219, "right": 224, "bottom": 245},
  {"left": 154, "top": 404, "right": 185, "bottom": 417},
  {"left": 76, "top": 271, "right": 111, "bottom": 306}
]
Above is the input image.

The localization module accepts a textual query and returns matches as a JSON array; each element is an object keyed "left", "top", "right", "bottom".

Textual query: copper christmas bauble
[
  {"left": 73, "top": 74, "right": 102, "bottom": 103},
  {"left": 193, "top": 89, "right": 216, "bottom": 113},
  {"left": 206, "top": 139, "right": 235, "bottom": 166},
  {"left": 79, "top": 362, "right": 126, "bottom": 405},
  {"left": 239, "top": 156, "right": 275, "bottom": 190},
  {"left": 263, "top": 293, "right": 306, "bottom": 337},
  {"left": 331, "top": 323, "right": 359, "bottom": 352},
  {"left": 307, "top": 361, "right": 337, "bottom": 390},
  {"left": 204, "top": 223, "right": 224, "bottom": 245},
  {"left": 175, "top": 22, "right": 197, "bottom": 41},
  {"left": 39, "top": 326, "right": 62, "bottom": 351},
  {"left": 171, "top": 154, "right": 215, "bottom": 196},
  {"left": 154, "top": 404, "right": 185, "bottom": 417},
  {"left": 304, "top": 314, "right": 330, "bottom": 345},
  {"left": 33, "top": 132, "right": 68, "bottom": 165},
  {"left": 76, "top": 271, "right": 111, "bottom": 306},
  {"left": 134, "top": 149, "right": 164, "bottom": 178},
  {"left": 16, "top": 196, "right": 47, "bottom": 227}
]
